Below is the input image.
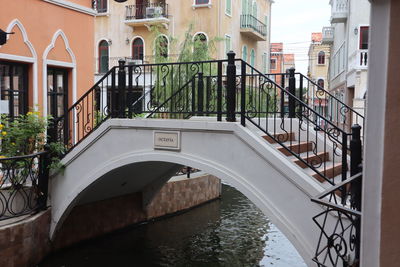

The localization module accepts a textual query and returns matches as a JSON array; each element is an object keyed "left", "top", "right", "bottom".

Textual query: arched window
[
  {"left": 318, "top": 51, "right": 325, "bottom": 65},
  {"left": 132, "top": 38, "right": 144, "bottom": 61},
  {"left": 317, "top": 79, "right": 324, "bottom": 89},
  {"left": 250, "top": 49, "right": 255, "bottom": 66},
  {"left": 242, "top": 45, "right": 248, "bottom": 62},
  {"left": 155, "top": 35, "right": 168, "bottom": 59},
  {"left": 98, "top": 40, "right": 109, "bottom": 73},
  {"left": 193, "top": 33, "right": 208, "bottom": 57}
]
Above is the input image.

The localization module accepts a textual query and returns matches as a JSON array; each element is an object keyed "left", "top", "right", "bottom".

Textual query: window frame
[
  {"left": 132, "top": 37, "right": 145, "bottom": 61},
  {"left": 225, "top": 0, "right": 232, "bottom": 16},
  {"left": 318, "top": 51, "right": 326, "bottom": 65},
  {"left": 359, "top": 26, "right": 369, "bottom": 50},
  {"left": 250, "top": 49, "right": 255, "bottom": 67},
  {"left": 95, "top": 0, "right": 108, "bottom": 13},
  {"left": 225, "top": 34, "right": 232, "bottom": 55},
  {"left": 193, "top": 0, "right": 211, "bottom": 8},
  {"left": 270, "top": 58, "right": 277, "bottom": 70},
  {"left": 317, "top": 78, "right": 325, "bottom": 89},
  {"left": 98, "top": 39, "right": 109, "bottom": 74},
  {"left": 155, "top": 34, "right": 169, "bottom": 59},
  {"left": 242, "top": 45, "right": 248, "bottom": 62},
  {"left": 0, "top": 61, "right": 29, "bottom": 118}
]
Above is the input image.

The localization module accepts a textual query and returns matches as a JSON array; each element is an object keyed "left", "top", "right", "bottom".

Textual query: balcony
[
  {"left": 240, "top": 15, "right": 267, "bottom": 41},
  {"left": 348, "top": 50, "right": 368, "bottom": 73},
  {"left": 124, "top": 3, "right": 169, "bottom": 29},
  {"left": 330, "top": 0, "right": 348, "bottom": 23},
  {"left": 322, "top": 27, "right": 334, "bottom": 44}
]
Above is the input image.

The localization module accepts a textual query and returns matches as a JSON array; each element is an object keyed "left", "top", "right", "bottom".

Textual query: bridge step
[
  {"left": 292, "top": 152, "right": 330, "bottom": 169},
  {"left": 311, "top": 163, "right": 344, "bottom": 183},
  {"left": 277, "top": 141, "right": 313, "bottom": 156},
  {"left": 262, "top": 132, "right": 295, "bottom": 144}
]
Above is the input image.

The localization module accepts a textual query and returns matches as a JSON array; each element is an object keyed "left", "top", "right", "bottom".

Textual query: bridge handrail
[
  {"left": 238, "top": 59, "right": 348, "bottom": 185},
  {"left": 311, "top": 171, "right": 362, "bottom": 266},
  {"left": 0, "top": 151, "right": 49, "bottom": 221}
]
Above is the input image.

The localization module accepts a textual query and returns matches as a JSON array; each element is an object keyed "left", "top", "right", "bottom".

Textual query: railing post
[
  {"left": 217, "top": 61, "right": 223, "bottom": 121},
  {"left": 226, "top": 51, "right": 236, "bottom": 122},
  {"left": 350, "top": 124, "right": 362, "bottom": 210},
  {"left": 197, "top": 72, "right": 204, "bottom": 116},
  {"left": 240, "top": 60, "right": 246, "bottom": 126},
  {"left": 37, "top": 150, "right": 50, "bottom": 210},
  {"left": 280, "top": 73, "right": 285, "bottom": 117},
  {"left": 118, "top": 59, "right": 126, "bottom": 118},
  {"left": 350, "top": 123, "right": 362, "bottom": 262},
  {"left": 288, "top": 67, "right": 296, "bottom": 118},
  {"left": 298, "top": 74, "right": 303, "bottom": 118}
]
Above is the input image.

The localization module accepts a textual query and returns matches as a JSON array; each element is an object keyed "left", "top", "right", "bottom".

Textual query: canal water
[{"left": 40, "top": 184, "right": 306, "bottom": 267}]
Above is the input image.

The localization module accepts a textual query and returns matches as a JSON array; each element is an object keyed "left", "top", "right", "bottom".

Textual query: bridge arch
[{"left": 50, "top": 119, "right": 328, "bottom": 266}]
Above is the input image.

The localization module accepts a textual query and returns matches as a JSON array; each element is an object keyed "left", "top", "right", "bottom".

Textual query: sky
[{"left": 271, "top": 0, "right": 331, "bottom": 74}]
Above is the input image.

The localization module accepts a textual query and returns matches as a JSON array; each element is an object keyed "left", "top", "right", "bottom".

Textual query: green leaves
[{"left": 0, "top": 112, "right": 65, "bottom": 171}]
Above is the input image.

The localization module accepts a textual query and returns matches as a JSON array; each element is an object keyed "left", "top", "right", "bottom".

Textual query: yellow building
[
  {"left": 93, "top": 0, "right": 272, "bottom": 77},
  {"left": 307, "top": 32, "right": 330, "bottom": 114}
]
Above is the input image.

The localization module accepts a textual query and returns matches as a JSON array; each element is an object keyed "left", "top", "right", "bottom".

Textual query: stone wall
[
  {"left": 0, "top": 175, "right": 221, "bottom": 267},
  {"left": 0, "top": 210, "right": 51, "bottom": 267}
]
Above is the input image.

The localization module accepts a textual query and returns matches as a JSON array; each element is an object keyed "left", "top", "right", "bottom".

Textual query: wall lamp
[
  {"left": 354, "top": 27, "right": 359, "bottom": 35},
  {"left": 0, "top": 29, "right": 14, "bottom": 45},
  {"left": 126, "top": 38, "right": 130, "bottom": 45}
]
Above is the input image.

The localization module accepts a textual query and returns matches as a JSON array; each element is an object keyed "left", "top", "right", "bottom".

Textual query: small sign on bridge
[{"left": 154, "top": 131, "right": 181, "bottom": 151}]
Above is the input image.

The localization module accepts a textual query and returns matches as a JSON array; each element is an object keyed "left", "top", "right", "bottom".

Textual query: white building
[{"left": 322, "top": 0, "right": 370, "bottom": 123}]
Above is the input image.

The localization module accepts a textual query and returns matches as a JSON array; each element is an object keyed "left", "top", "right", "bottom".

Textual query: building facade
[
  {"left": 322, "top": 0, "right": 370, "bottom": 124},
  {"left": 93, "top": 0, "right": 272, "bottom": 78},
  {"left": 269, "top": 43, "right": 295, "bottom": 86},
  {"left": 0, "top": 0, "right": 95, "bottom": 118},
  {"left": 307, "top": 32, "right": 331, "bottom": 115}
]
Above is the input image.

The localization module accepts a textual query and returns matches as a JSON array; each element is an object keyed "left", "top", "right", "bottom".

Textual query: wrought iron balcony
[
  {"left": 330, "top": 0, "right": 348, "bottom": 23},
  {"left": 125, "top": 3, "right": 169, "bottom": 28},
  {"left": 240, "top": 15, "right": 267, "bottom": 41},
  {"left": 322, "top": 26, "right": 334, "bottom": 44}
]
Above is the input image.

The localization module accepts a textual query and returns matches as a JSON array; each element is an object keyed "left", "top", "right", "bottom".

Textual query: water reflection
[{"left": 40, "top": 184, "right": 305, "bottom": 266}]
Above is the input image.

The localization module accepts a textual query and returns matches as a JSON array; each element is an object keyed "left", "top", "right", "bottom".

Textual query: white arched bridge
[{"left": 45, "top": 55, "right": 364, "bottom": 267}]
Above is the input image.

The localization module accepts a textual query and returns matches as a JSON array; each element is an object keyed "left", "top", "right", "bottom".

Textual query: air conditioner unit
[
  {"left": 146, "top": 7, "right": 155, "bottom": 18},
  {"left": 154, "top": 7, "right": 163, "bottom": 17}
]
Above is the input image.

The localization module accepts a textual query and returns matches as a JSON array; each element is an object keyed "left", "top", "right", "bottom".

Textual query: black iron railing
[
  {"left": 51, "top": 53, "right": 363, "bottom": 185},
  {"left": 240, "top": 14, "right": 267, "bottom": 37},
  {"left": 53, "top": 59, "right": 226, "bottom": 152},
  {"left": 311, "top": 125, "right": 362, "bottom": 266},
  {"left": 266, "top": 72, "right": 365, "bottom": 135},
  {"left": 0, "top": 151, "right": 49, "bottom": 220},
  {"left": 125, "top": 3, "right": 168, "bottom": 20},
  {"left": 51, "top": 52, "right": 363, "bottom": 186}
]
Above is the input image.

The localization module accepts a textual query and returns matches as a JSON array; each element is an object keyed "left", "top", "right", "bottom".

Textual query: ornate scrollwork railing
[
  {"left": 0, "top": 152, "right": 49, "bottom": 220},
  {"left": 311, "top": 172, "right": 362, "bottom": 266}
]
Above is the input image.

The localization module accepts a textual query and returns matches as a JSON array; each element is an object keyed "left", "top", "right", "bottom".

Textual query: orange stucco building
[{"left": 0, "top": 0, "right": 95, "bottom": 118}]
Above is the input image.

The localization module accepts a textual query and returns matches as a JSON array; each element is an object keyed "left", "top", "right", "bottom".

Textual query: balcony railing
[
  {"left": 322, "top": 26, "right": 334, "bottom": 44},
  {"left": 348, "top": 50, "right": 368, "bottom": 72},
  {"left": 240, "top": 14, "right": 267, "bottom": 41},
  {"left": 330, "top": 0, "right": 348, "bottom": 23},
  {"left": 125, "top": 3, "right": 168, "bottom": 20}
]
